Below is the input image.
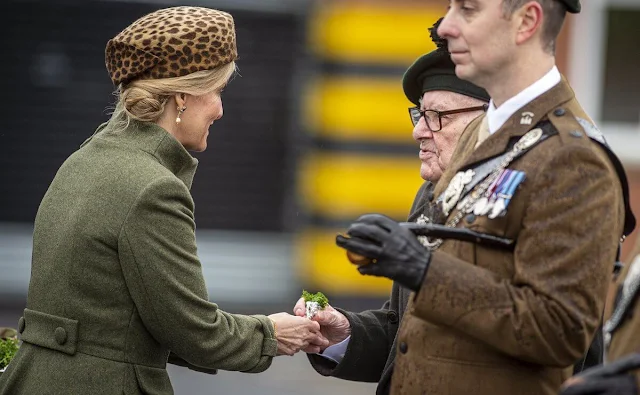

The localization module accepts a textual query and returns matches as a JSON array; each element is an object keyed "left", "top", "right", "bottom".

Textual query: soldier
[
  {"left": 293, "top": 20, "right": 490, "bottom": 395},
  {"left": 296, "top": 17, "right": 603, "bottom": 395},
  {"left": 336, "top": 0, "right": 636, "bottom": 394},
  {"left": 560, "top": 239, "right": 640, "bottom": 395}
]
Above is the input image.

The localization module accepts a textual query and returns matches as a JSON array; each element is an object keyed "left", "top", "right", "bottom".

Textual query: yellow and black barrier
[{"left": 296, "top": 1, "right": 444, "bottom": 296}]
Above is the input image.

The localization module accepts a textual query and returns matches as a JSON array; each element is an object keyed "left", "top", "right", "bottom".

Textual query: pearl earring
[{"left": 176, "top": 106, "right": 186, "bottom": 124}]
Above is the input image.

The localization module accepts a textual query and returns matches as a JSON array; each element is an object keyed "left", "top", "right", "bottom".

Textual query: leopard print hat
[{"left": 105, "top": 6, "right": 237, "bottom": 86}]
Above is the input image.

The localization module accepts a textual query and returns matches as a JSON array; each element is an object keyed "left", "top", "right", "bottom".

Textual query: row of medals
[{"left": 419, "top": 127, "right": 544, "bottom": 250}]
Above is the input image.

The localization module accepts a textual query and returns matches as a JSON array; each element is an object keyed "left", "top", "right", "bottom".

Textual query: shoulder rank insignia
[{"left": 575, "top": 117, "right": 607, "bottom": 145}]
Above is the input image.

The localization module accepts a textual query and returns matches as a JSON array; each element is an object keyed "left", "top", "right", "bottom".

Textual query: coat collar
[
  {"left": 460, "top": 77, "right": 574, "bottom": 170},
  {"left": 407, "top": 182, "right": 435, "bottom": 223},
  {"left": 92, "top": 119, "right": 199, "bottom": 189}
]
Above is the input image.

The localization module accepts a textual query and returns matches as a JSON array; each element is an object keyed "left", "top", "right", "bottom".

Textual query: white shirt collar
[{"left": 486, "top": 66, "right": 561, "bottom": 135}]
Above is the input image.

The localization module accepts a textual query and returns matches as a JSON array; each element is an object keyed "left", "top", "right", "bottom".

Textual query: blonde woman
[{"left": 0, "top": 7, "right": 327, "bottom": 395}]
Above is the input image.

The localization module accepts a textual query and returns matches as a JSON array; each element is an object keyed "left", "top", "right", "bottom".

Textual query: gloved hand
[
  {"left": 560, "top": 374, "right": 639, "bottom": 395},
  {"left": 335, "top": 214, "right": 431, "bottom": 292}
]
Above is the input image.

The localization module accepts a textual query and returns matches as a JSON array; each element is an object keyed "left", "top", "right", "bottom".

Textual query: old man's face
[{"left": 412, "top": 90, "right": 486, "bottom": 181}]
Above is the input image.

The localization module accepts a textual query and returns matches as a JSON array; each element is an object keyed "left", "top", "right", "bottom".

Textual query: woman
[{"left": 0, "top": 7, "right": 326, "bottom": 395}]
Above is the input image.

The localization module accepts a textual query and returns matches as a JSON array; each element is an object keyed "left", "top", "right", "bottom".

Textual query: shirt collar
[{"left": 486, "top": 66, "right": 561, "bottom": 135}]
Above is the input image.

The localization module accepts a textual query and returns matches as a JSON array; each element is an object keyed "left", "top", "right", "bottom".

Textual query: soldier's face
[
  {"left": 413, "top": 91, "right": 486, "bottom": 182},
  {"left": 437, "top": 0, "right": 517, "bottom": 88}
]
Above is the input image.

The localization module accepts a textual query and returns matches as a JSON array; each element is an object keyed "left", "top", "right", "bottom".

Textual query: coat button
[
  {"left": 399, "top": 341, "right": 408, "bottom": 354},
  {"left": 387, "top": 311, "right": 399, "bottom": 324},
  {"left": 54, "top": 327, "right": 67, "bottom": 345},
  {"left": 17, "top": 317, "right": 25, "bottom": 334},
  {"left": 465, "top": 214, "right": 476, "bottom": 224},
  {"left": 554, "top": 108, "right": 566, "bottom": 116}
]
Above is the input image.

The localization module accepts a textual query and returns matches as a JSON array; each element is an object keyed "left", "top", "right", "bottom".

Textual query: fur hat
[{"left": 105, "top": 6, "right": 237, "bottom": 86}]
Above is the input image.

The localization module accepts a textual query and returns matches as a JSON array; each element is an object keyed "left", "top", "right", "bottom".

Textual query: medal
[
  {"left": 442, "top": 169, "right": 474, "bottom": 215},
  {"left": 488, "top": 198, "right": 506, "bottom": 219},
  {"left": 473, "top": 197, "right": 489, "bottom": 216},
  {"left": 514, "top": 128, "right": 543, "bottom": 151}
]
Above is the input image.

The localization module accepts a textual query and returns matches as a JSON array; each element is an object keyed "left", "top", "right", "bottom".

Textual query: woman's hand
[
  {"left": 267, "top": 313, "right": 329, "bottom": 356},
  {"left": 293, "top": 298, "right": 351, "bottom": 352}
]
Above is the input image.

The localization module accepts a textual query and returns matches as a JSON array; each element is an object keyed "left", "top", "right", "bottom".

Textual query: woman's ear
[{"left": 174, "top": 93, "right": 187, "bottom": 109}]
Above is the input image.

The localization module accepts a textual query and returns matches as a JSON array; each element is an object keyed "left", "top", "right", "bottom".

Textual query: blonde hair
[{"left": 109, "top": 61, "right": 237, "bottom": 133}]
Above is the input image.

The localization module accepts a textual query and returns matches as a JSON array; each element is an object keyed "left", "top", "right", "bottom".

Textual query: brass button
[
  {"left": 17, "top": 317, "right": 25, "bottom": 334},
  {"left": 54, "top": 327, "right": 67, "bottom": 345},
  {"left": 399, "top": 341, "right": 408, "bottom": 354}
]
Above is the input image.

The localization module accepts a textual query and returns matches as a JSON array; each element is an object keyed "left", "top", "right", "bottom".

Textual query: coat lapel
[
  {"left": 432, "top": 78, "right": 575, "bottom": 202},
  {"left": 460, "top": 78, "right": 575, "bottom": 170},
  {"left": 407, "top": 183, "right": 434, "bottom": 223}
]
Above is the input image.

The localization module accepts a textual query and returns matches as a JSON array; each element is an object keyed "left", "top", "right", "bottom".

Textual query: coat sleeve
[
  {"left": 307, "top": 295, "right": 397, "bottom": 382},
  {"left": 411, "top": 144, "right": 623, "bottom": 367},
  {"left": 118, "top": 176, "right": 277, "bottom": 373}
]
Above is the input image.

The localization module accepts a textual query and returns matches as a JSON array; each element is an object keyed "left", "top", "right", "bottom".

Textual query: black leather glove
[
  {"left": 560, "top": 375, "right": 638, "bottom": 395},
  {"left": 335, "top": 214, "right": 431, "bottom": 292}
]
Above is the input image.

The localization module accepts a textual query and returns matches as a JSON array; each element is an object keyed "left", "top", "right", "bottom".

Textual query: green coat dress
[{"left": 0, "top": 119, "right": 277, "bottom": 395}]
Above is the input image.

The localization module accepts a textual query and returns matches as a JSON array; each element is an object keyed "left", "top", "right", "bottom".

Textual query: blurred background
[{"left": 0, "top": 0, "right": 639, "bottom": 393}]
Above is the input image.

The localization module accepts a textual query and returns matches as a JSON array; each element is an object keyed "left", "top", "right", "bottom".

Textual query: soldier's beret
[
  {"left": 105, "top": 6, "right": 237, "bottom": 86},
  {"left": 402, "top": 18, "right": 490, "bottom": 106},
  {"left": 559, "top": 0, "right": 581, "bottom": 13}
]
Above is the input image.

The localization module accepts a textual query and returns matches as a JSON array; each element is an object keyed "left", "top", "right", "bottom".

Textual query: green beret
[
  {"left": 560, "top": 0, "right": 580, "bottom": 13},
  {"left": 402, "top": 49, "right": 490, "bottom": 106}
]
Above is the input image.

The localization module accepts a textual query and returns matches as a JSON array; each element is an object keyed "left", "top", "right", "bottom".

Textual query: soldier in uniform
[
  {"left": 336, "top": 0, "right": 636, "bottom": 394},
  {"left": 560, "top": 239, "right": 640, "bottom": 394},
  {"left": 293, "top": 20, "right": 490, "bottom": 395},
  {"left": 296, "top": 17, "right": 604, "bottom": 395}
]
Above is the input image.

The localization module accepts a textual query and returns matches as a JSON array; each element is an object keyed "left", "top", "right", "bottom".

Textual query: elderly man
[
  {"left": 292, "top": 20, "right": 489, "bottom": 395},
  {"left": 336, "top": 0, "right": 635, "bottom": 394}
]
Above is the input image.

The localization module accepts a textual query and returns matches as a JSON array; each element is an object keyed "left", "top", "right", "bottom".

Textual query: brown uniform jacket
[
  {"left": 308, "top": 181, "right": 604, "bottom": 394},
  {"left": 607, "top": 237, "right": 640, "bottom": 389},
  {"left": 390, "top": 79, "right": 625, "bottom": 395}
]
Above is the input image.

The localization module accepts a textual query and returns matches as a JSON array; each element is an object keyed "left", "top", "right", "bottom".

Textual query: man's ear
[{"left": 515, "top": 1, "right": 544, "bottom": 46}]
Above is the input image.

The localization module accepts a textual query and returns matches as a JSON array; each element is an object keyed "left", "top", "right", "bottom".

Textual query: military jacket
[
  {"left": 390, "top": 79, "right": 625, "bottom": 395},
  {"left": 607, "top": 238, "right": 640, "bottom": 389}
]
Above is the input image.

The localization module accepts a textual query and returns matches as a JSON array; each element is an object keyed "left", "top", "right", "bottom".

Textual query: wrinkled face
[
  {"left": 413, "top": 90, "right": 486, "bottom": 181},
  {"left": 437, "top": 0, "right": 517, "bottom": 87},
  {"left": 177, "top": 90, "right": 224, "bottom": 152}
]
